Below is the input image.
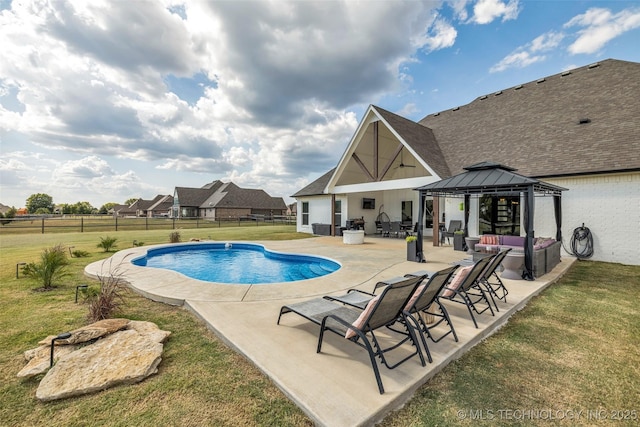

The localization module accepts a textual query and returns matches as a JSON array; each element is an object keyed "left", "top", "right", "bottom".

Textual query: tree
[
  {"left": 57, "top": 203, "right": 71, "bottom": 214},
  {"left": 99, "top": 202, "right": 118, "bottom": 214},
  {"left": 26, "top": 193, "right": 54, "bottom": 214},
  {"left": 125, "top": 198, "right": 139, "bottom": 206},
  {"left": 71, "top": 201, "right": 95, "bottom": 214},
  {"left": 0, "top": 207, "right": 16, "bottom": 225}
]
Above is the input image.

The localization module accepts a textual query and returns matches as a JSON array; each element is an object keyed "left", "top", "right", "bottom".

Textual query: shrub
[
  {"left": 169, "top": 231, "right": 181, "bottom": 243},
  {"left": 22, "top": 244, "right": 70, "bottom": 290},
  {"left": 97, "top": 236, "right": 118, "bottom": 252},
  {"left": 71, "top": 249, "right": 90, "bottom": 258},
  {"left": 85, "top": 259, "right": 129, "bottom": 322}
]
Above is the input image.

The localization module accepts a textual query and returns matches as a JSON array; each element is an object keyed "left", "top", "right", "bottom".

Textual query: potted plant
[{"left": 406, "top": 235, "right": 418, "bottom": 261}]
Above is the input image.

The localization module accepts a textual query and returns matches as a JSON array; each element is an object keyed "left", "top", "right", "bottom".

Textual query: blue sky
[{"left": 1, "top": 0, "right": 639, "bottom": 209}]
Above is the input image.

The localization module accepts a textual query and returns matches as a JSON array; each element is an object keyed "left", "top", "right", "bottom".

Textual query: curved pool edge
[
  {"left": 84, "top": 239, "right": 379, "bottom": 306},
  {"left": 130, "top": 241, "right": 342, "bottom": 284}
]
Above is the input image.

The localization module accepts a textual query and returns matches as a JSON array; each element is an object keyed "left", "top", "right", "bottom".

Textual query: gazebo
[{"left": 415, "top": 162, "right": 567, "bottom": 280}]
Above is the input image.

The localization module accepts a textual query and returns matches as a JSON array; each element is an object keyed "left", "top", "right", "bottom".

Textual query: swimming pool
[{"left": 131, "top": 242, "right": 341, "bottom": 284}]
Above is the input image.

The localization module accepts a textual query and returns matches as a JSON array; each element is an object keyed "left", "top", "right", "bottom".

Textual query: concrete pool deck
[{"left": 85, "top": 236, "right": 575, "bottom": 427}]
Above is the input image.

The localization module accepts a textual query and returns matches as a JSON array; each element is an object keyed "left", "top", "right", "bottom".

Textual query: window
[
  {"left": 401, "top": 201, "right": 413, "bottom": 224},
  {"left": 302, "top": 202, "right": 309, "bottom": 226},
  {"left": 479, "top": 195, "right": 520, "bottom": 235},
  {"left": 424, "top": 199, "right": 434, "bottom": 228},
  {"left": 334, "top": 200, "right": 342, "bottom": 227}
]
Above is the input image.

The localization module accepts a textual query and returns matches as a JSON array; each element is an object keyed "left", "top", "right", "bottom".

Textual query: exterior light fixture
[
  {"left": 75, "top": 284, "right": 88, "bottom": 303},
  {"left": 16, "top": 262, "right": 27, "bottom": 279},
  {"left": 50, "top": 332, "right": 72, "bottom": 367}
]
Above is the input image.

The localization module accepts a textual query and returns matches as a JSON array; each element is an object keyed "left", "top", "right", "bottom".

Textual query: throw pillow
[
  {"left": 345, "top": 294, "right": 380, "bottom": 339},
  {"left": 442, "top": 265, "right": 472, "bottom": 297},
  {"left": 404, "top": 281, "right": 427, "bottom": 311}
]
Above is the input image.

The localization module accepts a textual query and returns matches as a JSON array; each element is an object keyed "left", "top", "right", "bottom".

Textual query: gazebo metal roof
[
  {"left": 414, "top": 162, "right": 567, "bottom": 280},
  {"left": 415, "top": 162, "right": 567, "bottom": 197}
]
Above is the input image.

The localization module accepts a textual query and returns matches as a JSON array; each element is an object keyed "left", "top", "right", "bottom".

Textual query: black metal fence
[{"left": 0, "top": 215, "right": 297, "bottom": 235}]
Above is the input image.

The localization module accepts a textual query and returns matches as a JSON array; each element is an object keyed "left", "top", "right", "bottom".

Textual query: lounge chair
[
  {"left": 277, "top": 275, "right": 425, "bottom": 394},
  {"left": 478, "top": 249, "right": 512, "bottom": 311},
  {"left": 440, "top": 255, "right": 494, "bottom": 328},
  {"left": 402, "top": 265, "right": 461, "bottom": 346},
  {"left": 325, "top": 268, "right": 460, "bottom": 359},
  {"left": 323, "top": 275, "right": 419, "bottom": 309},
  {"left": 442, "top": 220, "right": 462, "bottom": 245}
]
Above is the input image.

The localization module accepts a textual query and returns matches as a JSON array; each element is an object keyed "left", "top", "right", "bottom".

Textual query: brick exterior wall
[{"left": 536, "top": 171, "right": 640, "bottom": 266}]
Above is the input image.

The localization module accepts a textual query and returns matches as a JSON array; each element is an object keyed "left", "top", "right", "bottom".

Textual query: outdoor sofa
[{"left": 474, "top": 235, "right": 561, "bottom": 277}]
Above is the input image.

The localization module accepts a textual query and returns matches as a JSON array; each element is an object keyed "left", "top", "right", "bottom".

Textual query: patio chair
[
  {"left": 375, "top": 221, "right": 383, "bottom": 235},
  {"left": 277, "top": 275, "right": 425, "bottom": 394},
  {"left": 380, "top": 221, "right": 391, "bottom": 237},
  {"left": 390, "top": 221, "right": 402, "bottom": 238},
  {"left": 477, "top": 249, "right": 512, "bottom": 311},
  {"left": 442, "top": 220, "right": 462, "bottom": 245},
  {"left": 404, "top": 222, "right": 418, "bottom": 237},
  {"left": 440, "top": 255, "right": 494, "bottom": 328}
]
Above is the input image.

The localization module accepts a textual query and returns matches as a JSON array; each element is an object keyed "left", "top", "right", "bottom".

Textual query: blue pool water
[{"left": 131, "top": 242, "right": 341, "bottom": 284}]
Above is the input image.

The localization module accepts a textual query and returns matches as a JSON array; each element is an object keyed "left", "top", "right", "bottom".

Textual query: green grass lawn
[{"left": 1, "top": 227, "right": 639, "bottom": 426}]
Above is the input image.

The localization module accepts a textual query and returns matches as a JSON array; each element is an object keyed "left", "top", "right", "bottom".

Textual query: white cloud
[
  {"left": 490, "top": 51, "right": 545, "bottom": 73},
  {"left": 416, "top": 15, "right": 458, "bottom": 53},
  {"left": 564, "top": 7, "right": 640, "bottom": 54},
  {"left": 490, "top": 30, "right": 563, "bottom": 72},
  {"left": 0, "top": 0, "right": 443, "bottom": 197},
  {"left": 447, "top": 0, "right": 470, "bottom": 21},
  {"left": 471, "top": 0, "right": 520, "bottom": 24},
  {"left": 530, "top": 31, "right": 565, "bottom": 52}
]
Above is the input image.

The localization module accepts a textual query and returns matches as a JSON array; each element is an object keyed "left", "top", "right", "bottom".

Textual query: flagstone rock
[
  {"left": 127, "top": 320, "right": 171, "bottom": 343},
  {"left": 35, "top": 329, "right": 164, "bottom": 402},
  {"left": 18, "top": 344, "right": 80, "bottom": 378},
  {"left": 37, "top": 318, "right": 130, "bottom": 346}
]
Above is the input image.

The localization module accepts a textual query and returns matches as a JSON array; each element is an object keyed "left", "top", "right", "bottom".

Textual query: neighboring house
[
  {"left": 146, "top": 195, "right": 174, "bottom": 217},
  {"left": 0, "top": 203, "right": 11, "bottom": 215},
  {"left": 111, "top": 195, "right": 173, "bottom": 217},
  {"left": 293, "top": 59, "right": 640, "bottom": 266},
  {"left": 111, "top": 204, "right": 137, "bottom": 217},
  {"left": 173, "top": 181, "right": 287, "bottom": 219},
  {"left": 286, "top": 202, "right": 297, "bottom": 217}
]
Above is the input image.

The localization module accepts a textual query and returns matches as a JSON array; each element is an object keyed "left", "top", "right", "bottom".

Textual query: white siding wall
[
  {"left": 441, "top": 197, "right": 466, "bottom": 230},
  {"left": 536, "top": 172, "right": 640, "bottom": 266},
  {"left": 296, "top": 197, "right": 332, "bottom": 233}
]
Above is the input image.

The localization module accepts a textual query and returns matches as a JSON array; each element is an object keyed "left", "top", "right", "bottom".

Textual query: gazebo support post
[
  {"left": 523, "top": 185, "right": 535, "bottom": 280},
  {"left": 416, "top": 191, "right": 426, "bottom": 262}
]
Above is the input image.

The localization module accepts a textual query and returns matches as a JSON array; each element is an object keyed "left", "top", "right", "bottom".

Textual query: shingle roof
[
  {"left": 291, "top": 168, "right": 336, "bottom": 197},
  {"left": 419, "top": 59, "right": 640, "bottom": 178},
  {"left": 294, "top": 59, "right": 639, "bottom": 198},
  {"left": 148, "top": 195, "right": 173, "bottom": 212},
  {"left": 178, "top": 181, "right": 286, "bottom": 210},
  {"left": 174, "top": 187, "right": 215, "bottom": 207}
]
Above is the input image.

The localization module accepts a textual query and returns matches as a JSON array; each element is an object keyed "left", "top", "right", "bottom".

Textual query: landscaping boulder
[{"left": 17, "top": 319, "right": 170, "bottom": 401}]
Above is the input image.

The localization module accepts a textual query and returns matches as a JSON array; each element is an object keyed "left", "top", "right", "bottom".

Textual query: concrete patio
[{"left": 86, "top": 236, "right": 575, "bottom": 427}]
